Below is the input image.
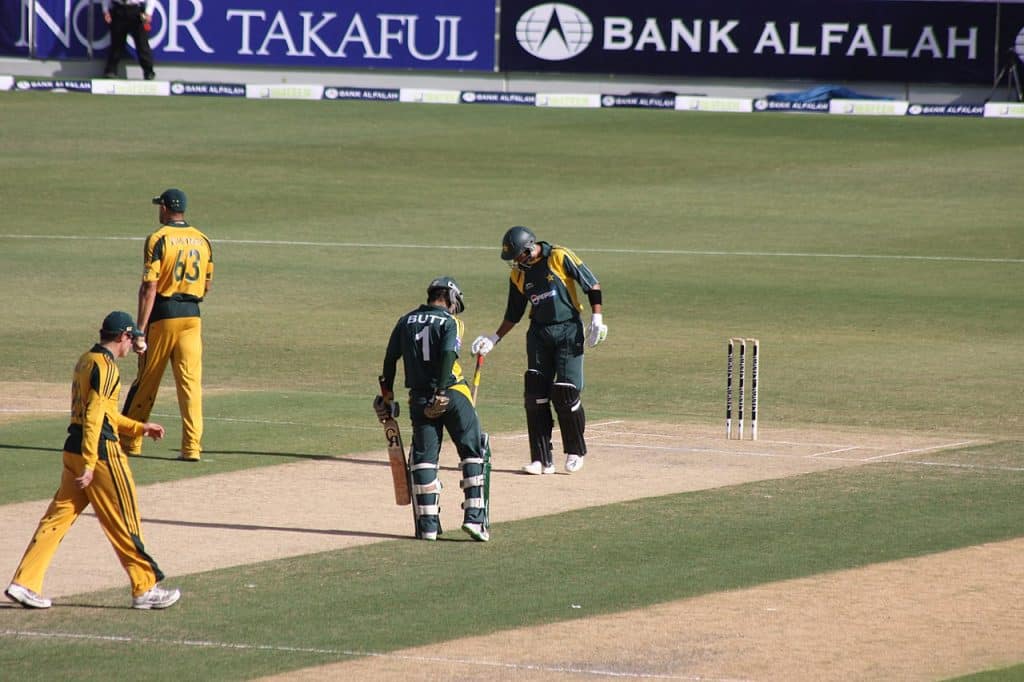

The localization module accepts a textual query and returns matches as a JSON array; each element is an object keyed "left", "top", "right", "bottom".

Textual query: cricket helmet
[
  {"left": 501, "top": 225, "right": 537, "bottom": 262},
  {"left": 427, "top": 275, "right": 465, "bottom": 314}
]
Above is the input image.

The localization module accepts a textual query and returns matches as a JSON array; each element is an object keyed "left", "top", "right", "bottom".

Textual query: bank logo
[{"left": 516, "top": 3, "right": 593, "bottom": 61}]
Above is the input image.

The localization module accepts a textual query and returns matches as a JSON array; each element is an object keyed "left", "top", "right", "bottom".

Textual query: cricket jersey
[
  {"left": 383, "top": 304, "right": 468, "bottom": 394},
  {"left": 64, "top": 345, "right": 143, "bottom": 469},
  {"left": 142, "top": 221, "right": 214, "bottom": 323},
  {"left": 504, "top": 242, "right": 600, "bottom": 325}
]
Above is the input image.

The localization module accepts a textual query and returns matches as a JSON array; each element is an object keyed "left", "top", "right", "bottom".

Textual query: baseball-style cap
[
  {"left": 152, "top": 188, "right": 187, "bottom": 212},
  {"left": 101, "top": 311, "right": 145, "bottom": 338}
]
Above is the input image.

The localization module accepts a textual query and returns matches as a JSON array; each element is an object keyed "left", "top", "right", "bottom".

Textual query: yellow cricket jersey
[
  {"left": 63, "top": 345, "right": 143, "bottom": 470},
  {"left": 143, "top": 222, "right": 214, "bottom": 320}
]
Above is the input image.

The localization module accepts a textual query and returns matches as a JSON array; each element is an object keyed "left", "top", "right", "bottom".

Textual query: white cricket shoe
[
  {"left": 421, "top": 531, "right": 438, "bottom": 541},
  {"left": 5, "top": 583, "right": 51, "bottom": 609},
  {"left": 461, "top": 522, "right": 490, "bottom": 542},
  {"left": 132, "top": 585, "right": 181, "bottom": 610},
  {"left": 565, "top": 454, "right": 584, "bottom": 473},
  {"left": 522, "top": 461, "right": 555, "bottom": 475}
]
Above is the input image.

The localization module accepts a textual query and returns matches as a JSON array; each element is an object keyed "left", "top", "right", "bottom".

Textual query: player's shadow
[
  {"left": 82, "top": 511, "right": 407, "bottom": 540},
  {"left": 0, "top": 444, "right": 59, "bottom": 454},
  {"left": 202, "top": 449, "right": 387, "bottom": 466}
]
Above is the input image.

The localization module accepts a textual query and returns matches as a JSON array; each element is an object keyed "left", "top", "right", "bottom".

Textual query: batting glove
[
  {"left": 423, "top": 390, "right": 451, "bottom": 419},
  {"left": 586, "top": 314, "right": 608, "bottom": 347},
  {"left": 471, "top": 334, "right": 499, "bottom": 356},
  {"left": 373, "top": 395, "right": 397, "bottom": 422}
]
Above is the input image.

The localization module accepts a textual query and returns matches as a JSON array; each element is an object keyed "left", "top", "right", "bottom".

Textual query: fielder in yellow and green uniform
[
  {"left": 376, "top": 276, "right": 490, "bottom": 542},
  {"left": 5, "top": 311, "right": 180, "bottom": 610},
  {"left": 122, "top": 188, "right": 214, "bottom": 461}
]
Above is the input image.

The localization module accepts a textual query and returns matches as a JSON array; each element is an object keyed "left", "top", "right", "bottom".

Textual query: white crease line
[
  {"left": 901, "top": 460, "right": 1024, "bottom": 472},
  {"left": 0, "top": 409, "right": 381, "bottom": 431},
  {"left": 3, "top": 234, "right": 1021, "bottom": 264},
  {"left": 587, "top": 432, "right": 887, "bottom": 451},
  {"left": 758, "top": 439, "right": 885, "bottom": 450},
  {"left": 489, "top": 421, "right": 622, "bottom": 441},
  {"left": 0, "top": 630, "right": 748, "bottom": 681},
  {"left": 807, "top": 446, "right": 863, "bottom": 458},
  {"left": 593, "top": 441, "right": 1023, "bottom": 472},
  {"left": 598, "top": 442, "right": 811, "bottom": 460},
  {"left": 863, "top": 441, "right": 976, "bottom": 461}
]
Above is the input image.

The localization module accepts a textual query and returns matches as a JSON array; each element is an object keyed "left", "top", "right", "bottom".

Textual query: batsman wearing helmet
[
  {"left": 376, "top": 276, "right": 490, "bottom": 542},
  {"left": 472, "top": 226, "right": 606, "bottom": 475}
]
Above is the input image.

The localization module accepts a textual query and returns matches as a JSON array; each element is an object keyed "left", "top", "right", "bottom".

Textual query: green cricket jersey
[
  {"left": 504, "top": 242, "right": 600, "bottom": 325},
  {"left": 383, "top": 303, "right": 467, "bottom": 393}
]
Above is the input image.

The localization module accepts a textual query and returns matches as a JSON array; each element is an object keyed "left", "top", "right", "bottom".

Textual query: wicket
[{"left": 726, "top": 337, "right": 759, "bottom": 440}]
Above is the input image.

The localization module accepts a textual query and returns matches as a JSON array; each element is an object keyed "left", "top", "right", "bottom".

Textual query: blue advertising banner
[
  {"left": 0, "top": 1, "right": 25, "bottom": 57},
  {"left": 499, "top": 0, "right": 1024, "bottom": 84},
  {"left": 1, "top": 0, "right": 496, "bottom": 71}
]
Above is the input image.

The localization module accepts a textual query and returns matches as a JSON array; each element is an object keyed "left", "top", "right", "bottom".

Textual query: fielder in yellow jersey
[
  {"left": 122, "top": 188, "right": 214, "bottom": 461},
  {"left": 5, "top": 311, "right": 180, "bottom": 610}
]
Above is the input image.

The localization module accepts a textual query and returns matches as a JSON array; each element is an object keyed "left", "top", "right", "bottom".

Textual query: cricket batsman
[
  {"left": 376, "top": 276, "right": 490, "bottom": 541},
  {"left": 472, "top": 225, "right": 606, "bottom": 475}
]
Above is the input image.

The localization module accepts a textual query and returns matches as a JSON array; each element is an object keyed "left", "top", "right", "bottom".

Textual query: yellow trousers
[
  {"left": 11, "top": 449, "right": 164, "bottom": 598},
  {"left": 123, "top": 316, "right": 204, "bottom": 457}
]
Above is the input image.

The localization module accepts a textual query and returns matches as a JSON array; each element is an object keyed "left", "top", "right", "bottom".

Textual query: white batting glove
[
  {"left": 587, "top": 314, "right": 608, "bottom": 347},
  {"left": 471, "top": 334, "right": 499, "bottom": 356}
]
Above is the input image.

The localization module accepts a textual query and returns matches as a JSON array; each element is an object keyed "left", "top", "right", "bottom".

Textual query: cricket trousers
[
  {"left": 409, "top": 386, "right": 487, "bottom": 536},
  {"left": 122, "top": 316, "right": 204, "bottom": 457},
  {"left": 10, "top": 449, "right": 165, "bottom": 598}
]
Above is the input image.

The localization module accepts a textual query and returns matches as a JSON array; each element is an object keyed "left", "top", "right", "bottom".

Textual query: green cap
[
  {"left": 152, "top": 188, "right": 187, "bottom": 212},
  {"left": 101, "top": 311, "right": 144, "bottom": 338}
]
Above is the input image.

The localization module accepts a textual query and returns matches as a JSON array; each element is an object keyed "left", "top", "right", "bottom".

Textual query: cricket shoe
[
  {"left": 132, "top": 585, "right": 181, "bottom": 610},
  {"left": 565, "top": 454, "right": 584, "bottom": 473},
  {"left": 461, "top": 522, "right": 490, "bottom": 542},
  {"left": 5, "top": 583, "right": 52, "bottom": 609},
  {"left": 522, "top": 461, "right": 555, "bottom": 475},
  {"left": 421, "top": 531, "right": 438, "bottom": 541}
]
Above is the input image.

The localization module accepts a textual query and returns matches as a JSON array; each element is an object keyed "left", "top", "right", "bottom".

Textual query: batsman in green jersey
[
  {"left": 376, "top": 276, "right": 489, "bottom": 542},
  {"left": 473, "top": 226, "right": 607, "bottom": 475}
]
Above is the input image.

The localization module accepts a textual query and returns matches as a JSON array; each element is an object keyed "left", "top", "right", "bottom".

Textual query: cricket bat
[
  {"left": 470, "top": 353, "right": 484, "bottom": 405},
  {"left": 378, "top": 376, "right": 411, "bottom": 506}
]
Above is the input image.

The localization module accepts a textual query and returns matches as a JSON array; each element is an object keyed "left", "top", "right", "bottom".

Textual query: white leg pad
[{"left": 414, "top": 480, "right": 443, "bottom": 495}]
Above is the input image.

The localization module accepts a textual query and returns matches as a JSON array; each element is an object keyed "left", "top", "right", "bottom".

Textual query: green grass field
[{"left": 1, "top": 93, "right": 1022, "bottom": 680}]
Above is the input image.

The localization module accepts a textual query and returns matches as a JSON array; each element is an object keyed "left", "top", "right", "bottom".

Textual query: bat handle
[
  {"left": 378, "top": 375, "right": 399, "bottom": 417},
  {"left": 470, "top": 354, "right": 484, "bottom": 404}
]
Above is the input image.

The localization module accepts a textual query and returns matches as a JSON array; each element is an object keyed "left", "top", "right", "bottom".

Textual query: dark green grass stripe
[
  {"left": 946, "top": 664, "right": 1024, "bottom": 682},
  {"left": 2, "top": 462, "right": 1021, "bottom": 680}
]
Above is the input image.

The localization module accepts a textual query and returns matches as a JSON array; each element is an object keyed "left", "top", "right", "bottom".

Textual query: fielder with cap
[
  {"left": 472, "top": 226, "right": 607, "bottom": 475},
  {"left": 376, "top": 276, "right": 490, "bottom": 541},
  {"left": 6, "top": 311, "right": 180, "bottom": 610},
  {"left": 121, "top": 189, "right": 214, "bottom": 462}
]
